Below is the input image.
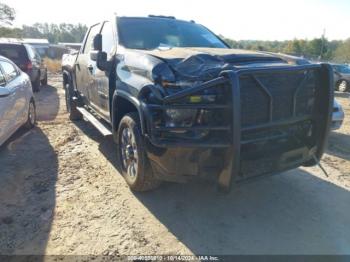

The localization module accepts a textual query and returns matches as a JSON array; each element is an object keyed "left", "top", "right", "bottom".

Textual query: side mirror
[
  {"left": 96, "top": 51, "right": 111, "bottom": 71},
  {"left": 90, "top": 50, "right": 98, "bottom": 61},
  {"left": 0, "top": 87, "right": 10, "bottom": 98},
  {"left": 93, "top": 34, "right": 102, "bottom": 51}
]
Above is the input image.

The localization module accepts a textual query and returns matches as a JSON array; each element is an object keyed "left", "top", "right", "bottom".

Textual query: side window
[
  {"left": 26, "top": 45, "right": 35, "bottom": 60},
  {"left": 0, "top": 68, "right": 6, "bottom": 86},
  {"left": 1, "top": 61, "right": 18, "bottom": 82},
  {"left": 33, "top": 48, "right": 42, "bottom": 61},
  {"left": 83, "top": 24, "right": 101, "bottom": 54},
  {"left": 101, "top": 21, "right": 114, "bottom": 57}
]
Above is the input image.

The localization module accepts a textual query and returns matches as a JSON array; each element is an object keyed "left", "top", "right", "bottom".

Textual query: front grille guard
[
  {"left": 142, "top": 76, "right": 233, "bottom": 148},
  {"left": 142, "top": 63, "right": 334, "bottom": 191}
]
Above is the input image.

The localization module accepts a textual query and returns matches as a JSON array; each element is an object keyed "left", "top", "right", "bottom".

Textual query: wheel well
[
  {"left": 113, "top": 96, "right": 138, "bottom": 130},
  {"left": 337, "top": 79, "right": 348, "bottom": 85},
  {"left": 30, "top": 97, "right": 36, "bottom": 107}
]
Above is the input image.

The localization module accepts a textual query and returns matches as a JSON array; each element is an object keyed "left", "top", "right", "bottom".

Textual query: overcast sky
[{"left": 3, "top": 0, "right": 350, "bottom": 41}]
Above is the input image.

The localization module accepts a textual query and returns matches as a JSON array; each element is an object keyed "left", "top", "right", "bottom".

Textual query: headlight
[
  {"left": 163, "top": 108, "right": 211, "bottom": 139},
  {"left": 165, "top": 109, "right": 197, "bottom": 128},
  {"left": 161, "top": 80, "right": 223, "bottom": 133},
  {"left": 162, "top": 80, "right": 220, "bottom": 104}
]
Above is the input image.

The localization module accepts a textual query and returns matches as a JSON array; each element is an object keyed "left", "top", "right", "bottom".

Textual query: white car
[{"left": 0, "top": 55, "right": 36, "bottom": 146}]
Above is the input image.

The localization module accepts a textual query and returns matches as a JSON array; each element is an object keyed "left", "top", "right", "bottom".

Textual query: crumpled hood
[
  {"left": 120, "top": 47, "right": 287, "bottom": 83},
  {"left": 143, "top": 47, "right": 280, "bottom": 61},
  {"left": 141, "top": 47, "right": 285, "bottom": 80}
]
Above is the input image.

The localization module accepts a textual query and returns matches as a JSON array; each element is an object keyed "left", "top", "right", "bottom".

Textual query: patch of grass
[{"left": 43, "top": 58, "right": 61, "bottom": 73}]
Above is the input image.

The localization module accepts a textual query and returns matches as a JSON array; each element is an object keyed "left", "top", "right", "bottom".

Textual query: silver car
[
  {"left": 332, "top": 99, "right": 344, "bottom": 130},
  {"left": 0, "top": 56, "right": 36, "bottom": 146}
]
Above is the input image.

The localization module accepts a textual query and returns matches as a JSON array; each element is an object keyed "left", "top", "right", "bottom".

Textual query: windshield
[
  {"left": 117, "top": 17, "right": 228, "bottom": 50},
  {"left": 0, "top": 44, "right": 28, "bottom": 63}
]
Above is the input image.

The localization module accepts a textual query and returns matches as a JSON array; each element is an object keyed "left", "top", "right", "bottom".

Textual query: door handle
[{"left": 87, "top": 64, "right": 94, "bottom": 73}]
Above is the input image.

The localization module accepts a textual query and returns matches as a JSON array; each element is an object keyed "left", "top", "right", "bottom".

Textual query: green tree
[
  {"left": 22, "top": 25, "right": 44, "bottom": 38},
  {"left": 334, "top": 39, "right": 350, "bottom": 63},
  {"left": 0, "top": 26, "right": 22, "bottom": 37},
  {"left": 306, "top": 38, "right": 327, "bottom": 59},
  {"left": 17, "top": 23, "right": 88, "bottom": 44},
  {"left": 284, "top": 39, "right": 302, "bottom": 54},
  {"left": 0, "top": 2, "right": 15, "bottom": 25}
]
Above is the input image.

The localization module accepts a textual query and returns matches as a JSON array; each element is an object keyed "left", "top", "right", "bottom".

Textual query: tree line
[
  {"left": 221, "top": 37, "right": 350, "bottom": 64},
  {"left": 0, "top": 22, "right": 87, "bottom": 44},
  {"left": 0, "top": 2, "right": 349, "bottom": 63},
  {"left": 0, "top": 2, "right": 87, "bottom": 44},
  {"left": 222, "top": 37, "right": 350, "bottom": 63}
]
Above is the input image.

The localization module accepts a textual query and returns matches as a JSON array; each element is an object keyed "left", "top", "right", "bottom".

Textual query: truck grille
[
  {"left": 239, "top": 70, "right": 318, "bottom": 127},
  {"left": 238, "top": 68, "right": 322, "bottom": 180}
]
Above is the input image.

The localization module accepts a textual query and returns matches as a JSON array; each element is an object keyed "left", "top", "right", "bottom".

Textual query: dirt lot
[{"left": 0, "top": 74, "right": 349, "bottom": 256}]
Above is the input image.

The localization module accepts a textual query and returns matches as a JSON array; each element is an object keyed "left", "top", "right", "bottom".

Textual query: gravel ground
[{"left": 0, "top": 74, "right": 349, "bottom": 256}]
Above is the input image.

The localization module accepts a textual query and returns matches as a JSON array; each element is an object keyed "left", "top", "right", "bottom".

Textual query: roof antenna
[{"left": 312, "top": 155, "right": 329, "bottom": 177}]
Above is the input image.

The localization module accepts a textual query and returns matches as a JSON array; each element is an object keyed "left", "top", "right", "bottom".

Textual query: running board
[{"left": 76, "top": 107, "right": 112, "bottom": 137}]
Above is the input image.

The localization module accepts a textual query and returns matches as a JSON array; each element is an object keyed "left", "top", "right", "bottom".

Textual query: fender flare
[
  {"left": 111, "top": 90, "right": 147, "bottom": 137},
  {"left": 62, "top": 69, "right": 72, "bottom": 85}
]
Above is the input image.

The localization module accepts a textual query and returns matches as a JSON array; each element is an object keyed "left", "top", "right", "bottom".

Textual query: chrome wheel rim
[
  {"left": 339, "top": 81, "right": 347, "bottom": 92},
  {"left": 29, "top": 102, "right": 36, "bottom": 125},
  {"left": 120, "top": 127, "right": 138, "bottom": 181}
]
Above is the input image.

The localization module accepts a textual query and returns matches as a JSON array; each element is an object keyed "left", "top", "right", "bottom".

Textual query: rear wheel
[
  {"left": 32, "top": 77, "right": 40, "bottom": 92},
  {"left": 41, "top": 72, "right": 48, "bottom": 86},
  {"left": 64, "top": 82, "right": 82, "bottom": 121},
  {"left": 117, "top": 112, "right": 160, "bottom": 191},
  {"left": 24, "top": 99, "right": 36, "bottom": 129},
  {"left": 338, "top": 80, "right": 348, "bottom": 92}
]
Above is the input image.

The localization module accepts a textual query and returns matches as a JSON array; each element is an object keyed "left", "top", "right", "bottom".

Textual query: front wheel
[
  {"left": 117, "top": 112, "right": 160, "bottom": 192},
  {"left": 64, "top": 82, "right": 82, "bottom": 121},
  {"left": 338, "top": 80, "right": 349, "bottom": 92},
  {"left": 24, "top": 99, "right": 36, "bottom": 129}
]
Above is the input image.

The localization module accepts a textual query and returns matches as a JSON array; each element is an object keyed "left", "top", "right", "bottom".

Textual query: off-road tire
[
  {"left": 64, "top": 82, "right": 82, "bottom": 121},
  {"left": 24, "top": 99, "right": 36, "bottom": 129},
  {"left": 32, "top": 77, "right": 40, "bottom": 92},
  {"left": 117, "top": 112, "right": 161, "bottom": 192}
]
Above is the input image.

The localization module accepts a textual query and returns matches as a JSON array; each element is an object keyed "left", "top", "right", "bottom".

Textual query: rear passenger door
[{"left": 75, "top": 23, "right": 101, "bottom": 105}]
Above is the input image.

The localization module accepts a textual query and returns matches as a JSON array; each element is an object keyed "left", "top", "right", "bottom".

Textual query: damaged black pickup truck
[{"left": 61, "top": 15, "right": 333, "bottom": 192}]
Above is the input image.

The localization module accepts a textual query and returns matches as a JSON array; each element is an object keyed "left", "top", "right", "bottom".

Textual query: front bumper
[{"left": 143, "top": 64, "right": 334, "bottom": 191}]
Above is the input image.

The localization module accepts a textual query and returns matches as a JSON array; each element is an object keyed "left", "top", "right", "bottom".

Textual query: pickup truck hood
[
  {"left": 143, "top": 47, "right": 279, "bottom": 61},
  {"left": 121, "top": 47, "right": 287, "bottom": 82},
  {"left": 143, "top": 47, "right": 285, "bottom": 80}
]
